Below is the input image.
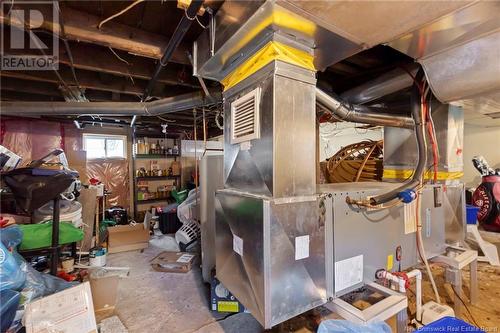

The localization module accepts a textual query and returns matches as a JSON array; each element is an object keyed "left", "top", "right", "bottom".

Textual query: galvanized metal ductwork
[
  {"left": 193, "top": 0, "right": 469, "bottom": 328},
  {"left": 0, "top": 91, "right": 221, "bottom": 116},
  {"left": 340, "top": 65, "right": 419, "bottom": 105},
  {"left": 187, "top": 0, "right": 492, "bottom": 329},
  {"left": 215, "top": 54, "right": 324, "bottom": 328},
  {"left": 316, "top": 88, "right": 414, "bottom": 129},
  {"left": 388, "top": 1, "right": 500, "bottom": 103}
]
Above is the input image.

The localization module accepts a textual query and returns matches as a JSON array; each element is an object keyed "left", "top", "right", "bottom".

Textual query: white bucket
[
  {"left": 89, "top": 247, "right": 107, "bottom": 267},
  {"left": 34, "top": 200, "right": 83, "bottom": 227}
]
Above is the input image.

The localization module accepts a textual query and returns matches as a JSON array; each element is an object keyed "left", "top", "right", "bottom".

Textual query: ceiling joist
[
  {"left": 0, "top": 68, "right": 162, "bottom": 98},
  {"left": 0, "top": 3, "right": 191, "bottom": 64}
]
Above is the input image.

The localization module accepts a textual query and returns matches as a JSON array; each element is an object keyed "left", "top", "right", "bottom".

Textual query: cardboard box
[
  {"left": 150, "top": 251, "right": 195, "bottom": 273},
  {"left": 66, "top": 149, "right": 89, "bottom": 183},
  {"left": 107, "top": 224, "right": 149, "bottom": 254},
  {"left": 24, "top": 282, "right": 98, "bottom": 333},
  {"left": 89, "top": 274, "right": 119, "bottom": 317}
]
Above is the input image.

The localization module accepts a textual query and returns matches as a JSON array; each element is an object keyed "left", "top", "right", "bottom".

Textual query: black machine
[{"left": 105, "top": 206, "right": 128, "bottom": 225}]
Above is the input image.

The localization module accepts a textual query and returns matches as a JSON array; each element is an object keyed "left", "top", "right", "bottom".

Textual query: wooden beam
[
  {"left": 58, "top": 43, "right": 198, "bottom": 88},
  {"left": 0, "top": 3, "right": 190, "bottom": 64},
  {"left": 2, "top": 42, "right": 199, "bottom": 88},
  {"left": 0, "top": 67, "right": 171, "bottom": 97},
  {"left": 84, "top": 90, "right": 141, "bottom": 102},
  {"left": 1, "top": 77, "right": 62, "bottom": 97},
  {"left": 0, "top": 90, "right": 64, "bottom": 101}
]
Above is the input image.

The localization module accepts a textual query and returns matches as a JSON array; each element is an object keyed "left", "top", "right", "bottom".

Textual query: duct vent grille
[{"left": 231, "top": 88, "right": 260, "bottom": 144}]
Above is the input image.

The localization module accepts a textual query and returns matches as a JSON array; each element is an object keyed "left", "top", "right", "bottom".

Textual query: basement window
[
  {"left": 231, "top": 87, "right": 260, "bottom": 144},
  {"left": 83, "top": 134, "right": 127, "bottom": 159}
]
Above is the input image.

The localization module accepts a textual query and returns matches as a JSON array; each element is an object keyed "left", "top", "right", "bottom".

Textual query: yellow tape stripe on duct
[
  {"left": 221, "top": 41, "right": 315, "bottom": 91},
  {"left": 383, "top": 169, "right": 464, "bottom": 181}
]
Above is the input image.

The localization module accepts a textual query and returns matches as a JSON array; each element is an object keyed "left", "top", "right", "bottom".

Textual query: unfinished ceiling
[{"left": 3, "top": 1, "right": 496, "bottom": 132}]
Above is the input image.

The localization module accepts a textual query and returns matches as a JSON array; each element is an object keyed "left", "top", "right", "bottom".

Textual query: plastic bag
[
  {"left": 20, "top": 264, "right": 77, "bottom": 304},
  {"left": 0, "top": 225, "right": 75, "bottom": 299},
  {"left": 0, "top": 224, "right": 23, "bottom": 249},
  {"left": 177, "top": 188, "right": 198, "bottom": 224},
  {"left": 0, "top": 226, "right": 26, "bottom": 291},
  {"left": 0, "top": 289, "right": 21, "bottom": 333},
  {"left": 0, "top": 242, "right": 26, "bottom": 291},
  {"left": 318, "top": 320, "right": 392, "bottom": 333}
]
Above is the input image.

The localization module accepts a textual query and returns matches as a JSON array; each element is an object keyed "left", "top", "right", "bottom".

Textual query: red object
[
  {"left": 392, "top": 272, "right": 410, "bottom": 290},
  {"left": 89, "top": 178, "right": 100, "bottom": 185},
  {"left": 57, "top": 271, "right": 77, "bottom": 282},
  {"left": 0, "top": 216, "right": 14, "bottom": 228},
  {"left": 473, "top": 175, "right": 500, "bottom": 232},
  {"left": 0, "top": 217, "right": 9, "bottom": 228}
]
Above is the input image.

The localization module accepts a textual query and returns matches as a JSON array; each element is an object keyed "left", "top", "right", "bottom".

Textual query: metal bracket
[{"left": 208, "top": 8, "right": 216, "bottom": 56}]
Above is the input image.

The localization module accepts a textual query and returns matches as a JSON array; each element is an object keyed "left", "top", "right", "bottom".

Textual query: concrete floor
[{"left": 104, "top": 234, "right": 500, "bottom": 333}]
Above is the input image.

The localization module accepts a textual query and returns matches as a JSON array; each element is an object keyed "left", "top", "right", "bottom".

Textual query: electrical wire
[
  {"left": 183, "top": 5, "right": 207, "bottom": 29},
  {"left": 108, "top": 47, "right": 136, "bottom": 85},
  {"left": 55, "top": 1, "right": 85, "bottom": 100},
  {"left": 28, "top": 31, "right": 79, "bottom": 100},
  {"left": 24, "top": 28, "right": 82, "bottom": 101},
  {"left": 422, "top": 82, "right": 439, "bottom": 183},
  {"left": 108, "top": 47, "right": 130, "bottom": 66},
  {"left": 414, "top": 79, "right": 441, "bottom": 304},
  {"left": 428, "top": 100, "right": 439, "bottom": 183},
  {"left": 98, "top": 0, "right": 145, "bottom": 30},
  {"left": 451, "top": 286, "right": 481, "bottom": 327}
]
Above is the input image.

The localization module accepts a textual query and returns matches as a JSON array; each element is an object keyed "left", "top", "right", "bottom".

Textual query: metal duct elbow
[
  {"left": 368, "top": 76, "right": 426, "bottom": 206},
  {"left": 315, "top": 88, "right": 414, "bottom": 129}
]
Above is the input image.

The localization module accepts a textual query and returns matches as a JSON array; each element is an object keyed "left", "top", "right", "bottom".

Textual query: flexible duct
[
  {"left": 369, "top": 76, "right": 426, "bottom": 205},
  {"left": 0, "top": 91, "right": 221, "bottom": 116},
  {"left": 315, "top": 88, "right": 414, "bottom": 129}
]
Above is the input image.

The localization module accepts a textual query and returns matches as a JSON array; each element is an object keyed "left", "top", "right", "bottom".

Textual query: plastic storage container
[
  {"left": 172, "top": 189, "right": 188, "bottom": 204},
  {"left": 416, "top": 316, "right": 483, "bottom": 332},
  {"left": 158, "top": 204, "right": 182, "bottom": 234},
  {"left": 466, "top": 205, "right": 480, "bottom": 225}
]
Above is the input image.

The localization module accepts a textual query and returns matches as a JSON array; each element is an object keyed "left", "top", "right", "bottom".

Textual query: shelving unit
[
  {"left": 132, "top": 131, "right": 182, "bottom": 219},
  {"left": 136, "top": 198, "right": 173, "bottom": 204},
  {"left": 136, "top": 175, "right": 181, "bottom": 181},
  {"left": 135, "top": 154, "right": 180, "bottom": 159}
]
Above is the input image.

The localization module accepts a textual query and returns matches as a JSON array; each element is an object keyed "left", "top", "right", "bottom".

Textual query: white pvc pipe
[
  {"left": 379, "top": 271, "right": 406, "bottom": 292},
  {"left": 407, "top": 269, "right": 422, "bottom": 322},
  {"left": 379, "top": 269, "right": 422, "bottom": 322}
]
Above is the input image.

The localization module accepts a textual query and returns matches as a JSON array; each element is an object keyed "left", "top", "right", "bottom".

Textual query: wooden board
[{"left": 79, "top": 187, "right": 98, "bottom": 252}]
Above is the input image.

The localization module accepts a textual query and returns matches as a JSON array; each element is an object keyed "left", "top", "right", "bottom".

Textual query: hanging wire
[
  {"left": 55, "top": 1, "right": 85, "bottom": 99},
  {"left": 108, "top": 47, "right": 130, "bottom": 65},
  {"left": 108, "top": 47, "right": 136, "bottom": 85},
  {"left": 98, "top": 0, "right": 146, "bottom": 30}
]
